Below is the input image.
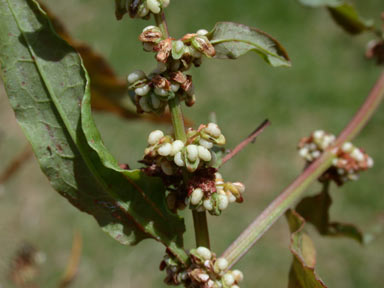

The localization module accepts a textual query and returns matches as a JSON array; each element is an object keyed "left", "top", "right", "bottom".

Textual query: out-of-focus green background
[{"left": 1, "top": 0, "right": 383, "bottom": 287}]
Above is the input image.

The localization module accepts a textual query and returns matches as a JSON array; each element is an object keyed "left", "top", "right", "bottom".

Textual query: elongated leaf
[
  {"left": 0, "top": 0, "right": 186, "bottom": 261},
  {"left": 296, "top": 182, "right": 364, "bottom": 243},
  {"left": 297, "top": 0, "right": 374, "bottom": 35},
  {"left": 286, "top": 210, "right": 327, "bottom": 288},
  {"left": 209, "top": 22, "right": 291, "bottom": 67}
]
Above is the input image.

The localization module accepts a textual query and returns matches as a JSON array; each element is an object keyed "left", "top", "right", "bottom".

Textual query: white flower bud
[
  {"left": 196, "top": 247, "right": 212, "bottom": 260},
  {"left": 171, "top": 83, "right": 180, "bottom": 92},
  {"left": 151, "top": 94, "right": 161, "bottom": 109},
  {"left": 138, "top": 6, "right": 150, "bottom": 17},
  {"left": 367, "top": 157, "right": 374, "bottom": 168},
  {"left": 190, "top": 46, "right": 202, "bottom": 58},
  {"left": 199, "top": 138, "right": 213, "bottom": 149},
  {"left": 218, "top": 194, "right": 229, "bottom": 210},
  {"left": 342, "top": 142, "right": 353, "bottom": 153},
  {"left": 128, "top": 70, "right": 146, "bottom": 84},
  {"left": 299, "top": 147, "right": 309, "bottom": 158},
  {"left": 191, "top": 188, "right": 204, "bottom": 205},
  {"left": 146, "top": 0, "right": 161, "bottom": 14},
  {"left": 313, "top": 130, "right": 325, "bottom": 140},
  {"left": 232, "top": 270, "right": 244, "bottom": 282},
  {"left": 203, "top": 199, "right": 213, "bottom": 210},
  {"left": 206, "top": 123, "right": 221, "bottom": 138},
  {"left": 198, "top": 145, "right": 212, "bottom": 162},
  {"left": 197, "top": 29, "right": 209, "bottom": 36},
  {"left": 351, "top": 148, "right": 365, "bottom": 162},
  {"left": 207, "top": 280, "right": 215, "bottom": 288},
  {"left": 154, "top": 62, "right": 167, "bottom": 73},
  {"left": 311, "top": 150, "right": 321, "bottom": 159},
  {"left": 139, "top": 97, "right": 151, "bottom": 112},
  {"left": 148, "top": 130, "right": 164, "bottom": 145},
  {"left": 154, "top": 87, "right": 169, "bottom": 97},
  {"left": 231, "top": 285, "right": 240, "bottom": 288},
  {"left": 174, "top": 40, "right": 184, "bottom": 53},
  {"left": 227, "top": 193, "right": 237, "bottom": 203},
  {"left": 135, "top": 84, "right": 150, "bottom": 96},
  {"left": 171, "top": 140, "right": 184, "bottom": 155},
  {"left": 174, "top": 152, "right": 185, "bottom": 167},
  {"left": 215, "top": 258, "right": 229, "bottom": 271},
  {"left": 158, "top": 143, "right": 172, "bottom": 156},
  {"left": 198, "top": 273, "right": 210, "bottom": 282},
  {"left": 143, "top": 25, "right": 157, "bottom": 32},
  {"left": 233, "top": 182, "right": 245, "bottom": 194},
  {"left": 223, "top": 273, "right": 235, "bottom": 286},
  {"left": 161, "top": 160, "right": 173, "bottom": 175},
  {"left": 186, "top": 144, "right": 199, "bottom": 162}
]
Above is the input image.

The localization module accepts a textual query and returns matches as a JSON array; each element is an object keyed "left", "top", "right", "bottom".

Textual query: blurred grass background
[{"left": 1, "top": 0, "right": 384, "bottom": 287}]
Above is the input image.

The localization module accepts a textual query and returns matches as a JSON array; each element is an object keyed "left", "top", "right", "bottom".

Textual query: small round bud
[
  {"left": 351, "top": 148, "right": 365, "bottom": 162},
  {"left": 174, "top": 152, "right": 185, "bottom": 167},
  {"left": 128, "top": 70, "right": 146, "bottom": 84},
  {"left": 299, "top": 147, "right": 309, "bottom": 158},
  {"left": 342, "top": 142, "right": 353, "bottom": 153},
  {"left": 367, "top": 157, "right": 374, "bottom": 168},
  {"left": 139, "top": 97, "right": 151, "bottom": 112},
  {"left": 146, "top": 0, "right": 161, "bottom": 14},
  {"left": 171, "top": 140, "right": 184, "bottom": 155},
  {"left": 215, "top": 258, "right": 229, "bottom": 271},
  {"left": 143, "top": 42, "right": 155, "bottom": 52},
  {"left": 158, "top": 143, "right": 172, "bottom": 156},
  {"left": 233, "top": 182, "right": 245, "bottom": 194},
  {"left": 198, "top": 145, "right": 212, "bottom": 162},
  {"left": 196, "top": 247, "right": 212, "bottom": 260},
  {"left": 161, "top": 160, "right": 173, "bottom": 175},
  {"left": 203, "top": 199, "right": 213, "bottom": 211},
  {"left": 148, "top": 130, "right": 164, "bottom": 145},
  {"left": 171, "top": 83, "right": 180, "bottom": 92},
  {"left": 311, "top": 150, "right": 321, "bottom": 159},
  {"left": 151, "top": 94, "right": 161, "bottom": 109},
  {"left": 186, "top": 144, "right": 199, "bottom": 162},
  {"left": 218, "top": 194, "right": 229, "bottom": 210},
  {"left": 198, "top": 273, "right": 210, "bottom": 282},
  {"left": 162, "top": 0, "right": 170, "bottom": 8},
  {"left": 191, "top": 188, "right": 204, "bottom": 205},
  {"left": 143, "top": 25, "right": 157, "bottom": 32},
  {"left": 232, "top": 270, "right": 244, "bottom": 282},
  {"left": 199, "top": 138, "right": 213, "bottom": 149},
  {"left": 174, "top": 40, "right": 185, "bottom": 53},
  {"left": 154, "top": 87, "right": 169, "bottom": 97},
  {"left": 206, "top": 123, "right": 221, "bottom": 138},
  {"left": 223, "top": 273, "right": 235, "bottom": 286},
  {"left": 313, "top": 130, "right": 325, "bottom": 140},
  {"left": 138, "top": 6, "right": 150, "bottom": 17},
  {"left": 231, "top": 285, "right": 240, "bottom": 288},
  {"left": 227, "top": 193, "right": 237, "bottom": 203},
  {"left": 135, "top": 84, "right": 150, "bottom": 96},
  {"left": 197, "top": 29, "right": 209, "bottom": 36}
]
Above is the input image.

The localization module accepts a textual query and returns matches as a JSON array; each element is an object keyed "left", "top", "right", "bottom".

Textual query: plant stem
[
  {"left": 222, "top": 71, "right": 384, "bottom": 268},
  {"left": 154, "top": 12, "right": 211, "bottom": 249}
]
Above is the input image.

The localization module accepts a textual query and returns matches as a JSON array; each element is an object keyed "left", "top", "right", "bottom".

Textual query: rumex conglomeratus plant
[{"left": 0, "top": 0, "right": 383, "bottom": 287}]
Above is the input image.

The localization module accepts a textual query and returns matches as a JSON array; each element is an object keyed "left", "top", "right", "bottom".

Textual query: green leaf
[
  {"left": 0, "top": 0, "right": 187, "bottom": 262},
  {"left": 208, "top": 22, "right": 291, "bottom": 67},
  {"left": 297, "top": 0, "right": 374, "bottom": 35},
  {"left": 296, "top": 182, "right": 364, "bottom": 243},
  {"left": 286, "top": 210, "right": 328, "bottom": 288}
]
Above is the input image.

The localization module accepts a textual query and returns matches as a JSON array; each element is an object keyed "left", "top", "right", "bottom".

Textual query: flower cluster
[
  {"left": 298, "top": 130, "right": 374, "bottom": 185},
  {"left": 127, "top": 69, "right": 195, "bottom": 113},
  {"left": 143, "top": 123, "right": 225, "bottom": 174},
  {"left": 189, "top": 172, "right": 245, "bottom": 216},
  {"left": 115, "top": 0, "right": 171, "bottom": 20},
  {"left": 139, "top": 25, "right": 215, "bottom": 70},
  {"left": 160, "top": 247, "right": 244, "bottom": 288}
]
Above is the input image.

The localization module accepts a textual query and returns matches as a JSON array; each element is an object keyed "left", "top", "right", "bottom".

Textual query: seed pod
[
  {"left": 191, "top": 35, "right": 216, "bottom": 57},
  {"left": 139, "top": 26, "right": 162, "bottom": 43}
]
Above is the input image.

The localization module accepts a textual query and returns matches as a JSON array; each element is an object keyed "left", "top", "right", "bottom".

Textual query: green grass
[{"left": 0, "top": 0, "right": 383, "bottom": 287}]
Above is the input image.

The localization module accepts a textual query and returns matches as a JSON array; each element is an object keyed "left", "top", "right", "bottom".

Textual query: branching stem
[
  {"left": 154, "top": 12, "right": 211, "bottom": 249},
  {"left": 222, "top": 71, "right": 384, "bottom": 268}
]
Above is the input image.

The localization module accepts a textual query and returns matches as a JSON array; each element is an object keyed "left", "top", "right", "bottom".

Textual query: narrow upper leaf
[
  {"left": 209, "top": 22, "right": 291, "bottom": 67},
  {"left": 0, "top": 0, "right": 186, "bottom": 262},
  {"left": 296, "top": 182, "right": 364, "bottom": 243},
  {"left": 297, "top": 0, "right": 374, "bottom": 35},
  {"left": 286, "top": 210, "right": 328, "bottom": 288}
]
